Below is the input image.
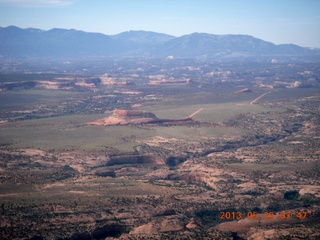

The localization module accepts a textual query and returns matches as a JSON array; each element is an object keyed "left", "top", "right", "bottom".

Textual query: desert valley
[{"left": 0, "top": 26, "right": 319, "bottom": 239}]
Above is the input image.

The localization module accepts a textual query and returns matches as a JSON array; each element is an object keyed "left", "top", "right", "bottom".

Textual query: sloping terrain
[
  {"left": 0, "top": 26, "right": 318, "bottom": 59},
  {"left": 87, "top": 109, "right": 193, "bottom": 126},
  {"left": 0, "top": 60, "right": 319, "bottom": 239},
  {"left": 87, "top": 109, "right": 159, "bottom": 125}
]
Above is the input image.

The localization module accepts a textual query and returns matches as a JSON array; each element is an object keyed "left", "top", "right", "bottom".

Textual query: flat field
[
  {"left": 0, "top": 87, "right": 280, "bottom": 151},
  {"left": 0, "top": 77, "right": 319, "bottom": 239}
]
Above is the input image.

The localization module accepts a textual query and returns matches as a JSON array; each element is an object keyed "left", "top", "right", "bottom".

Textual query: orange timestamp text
[{"left": 220, "top": 211, "right": 307, "bottom": 221}]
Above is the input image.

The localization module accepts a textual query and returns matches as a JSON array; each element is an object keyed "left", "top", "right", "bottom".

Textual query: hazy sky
[{"left": 1, "top": 0, "right": 319, "bottom": 47}]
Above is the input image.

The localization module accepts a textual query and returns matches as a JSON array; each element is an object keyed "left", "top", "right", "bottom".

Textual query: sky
[{"left": 0, "top": 0, "right": 319, "bottom": 48}]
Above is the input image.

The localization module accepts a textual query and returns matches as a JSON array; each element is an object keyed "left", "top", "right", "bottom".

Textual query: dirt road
[
  {"left": 250, "top": 92, "right": 271, "bottom": 105},
  {"left": 188, "top": 108, "right": 204, "bottom": 118}
]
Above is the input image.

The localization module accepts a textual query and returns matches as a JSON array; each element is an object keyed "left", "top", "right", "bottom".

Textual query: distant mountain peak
[
  {"left": 111, "top": 30, "right": 175, "bottom": 46},
  {"left": 25, "top": 28, "right": 44, "bottom": 33},
  {"left": 0, "top": 25, "right": 318, "bottom": 60}
]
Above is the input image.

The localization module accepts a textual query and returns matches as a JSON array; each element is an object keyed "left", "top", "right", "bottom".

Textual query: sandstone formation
[
  {"left": 87, "top": 109, "right": 158, "bottom": 125},
  {"left": 87, "top": 109, "right": 193, "bottom": 126},
  {"left": 235, "top": 88, "right": 252, "bottom": 93}
]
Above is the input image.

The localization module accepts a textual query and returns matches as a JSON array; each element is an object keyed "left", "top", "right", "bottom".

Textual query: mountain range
[{"left": 0, "top": 25, "right": 318, "bottom": 60}]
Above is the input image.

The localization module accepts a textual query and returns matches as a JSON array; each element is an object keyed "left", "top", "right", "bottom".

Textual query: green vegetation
[
  {"left": 284, "top": 190, "right": 300, "bottom": 200},
  {"left": 0, "top": 62, "right": 319, "bottom": 239},
  {"left": 0, "top": 89, "right": 86, "bottom": 111},
  {"left": 0, "top": 115, "right": 151, "bottom": 151}
]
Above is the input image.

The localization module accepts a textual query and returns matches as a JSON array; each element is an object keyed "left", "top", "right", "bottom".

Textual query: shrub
[{"left": 284, "top": 190, "right": 299, "bottom": 200}]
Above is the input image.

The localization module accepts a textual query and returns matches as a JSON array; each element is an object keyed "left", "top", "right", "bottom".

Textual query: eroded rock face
[
  {"left": 113, "top": 109, "right": 157, "bottom": 119},
  {"left": 236, "top": 88, "right": 252, "bottom": 93},
  {"left": 129, "top": 216, "right": 184, "bottom": 235},
  {"left": 92, "top": 223, "right": 129, "bottom": 239},
  {"left": 87, "top": 108, "right": 194, "bottom": 126},
  {"left": 107, "top": 155, "right": 165, "bottom": 165},
  {"left": 87, "top": 109, "right": 159, "bottom": 125}
]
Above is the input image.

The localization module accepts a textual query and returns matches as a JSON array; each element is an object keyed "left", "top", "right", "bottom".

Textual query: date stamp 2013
[{"left": 219, "top": 211, "right": 307, "bottom": 221}]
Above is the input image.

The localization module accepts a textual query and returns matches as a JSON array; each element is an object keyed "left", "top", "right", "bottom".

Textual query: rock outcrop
[
  {"left": 87, "top": 109, "right": 159, "bottom": 125},
  {"left": 87, "top": 109, "right": 193, "bottom": 126}
]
